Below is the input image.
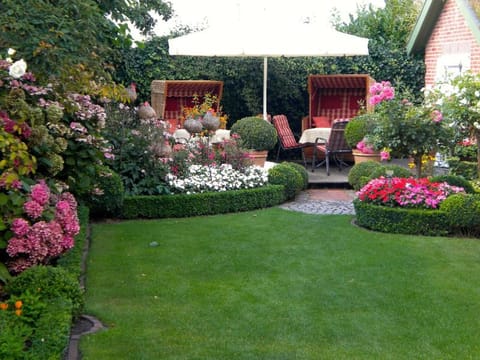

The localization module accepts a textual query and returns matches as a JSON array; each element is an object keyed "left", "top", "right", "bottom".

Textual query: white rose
[
  {"left": 7, "top": 48, "right": 16, "bottom": 56},
  {"left": 9, "top": 59, "right": 27, "bottom": 78}
]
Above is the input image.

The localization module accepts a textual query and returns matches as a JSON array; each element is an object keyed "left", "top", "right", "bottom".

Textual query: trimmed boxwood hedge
[
  {"left": 122, "top": 185, "right": 284, "bottom": 219},
  {"left": 353, "top": 199, "right": 450, "bottom": 236}
]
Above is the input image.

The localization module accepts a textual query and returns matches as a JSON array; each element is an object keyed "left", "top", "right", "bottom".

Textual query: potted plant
[
  {"left": 344, "top": 113, "right": 381, "bottom": 163},
  {"left": 230, "top": 116, "right": 278, "bottom": 166}
]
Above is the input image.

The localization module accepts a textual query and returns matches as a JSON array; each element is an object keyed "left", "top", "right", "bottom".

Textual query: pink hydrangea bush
[
  {"left": 5, "top": 180, "right": 80, "bottom": 274},
  {"left": 357, "top": 177, "right": 465, "bottom": 209}
]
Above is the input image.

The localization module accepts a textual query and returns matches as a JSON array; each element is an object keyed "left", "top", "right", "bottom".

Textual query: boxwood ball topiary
[
  {"left": 369, "top": 164, "right": 412, "bottom": 181},
  {"left": 440, "top": 193, "right": 480, "bottom": 235},
  {"left": 282, "top": 161, "right": 309, "bottom": 190},
  {"left": 344, "top": 114, "right": 371, "bottom": 148},
  {"left": 230, "top": 116, "right": 278, "bottom": 151},
  {"left": 268, "top": 163, "right": 303, "bottom": 200},
  {"left": 348, "top": 161, "right": 382, "bottom": 190}
]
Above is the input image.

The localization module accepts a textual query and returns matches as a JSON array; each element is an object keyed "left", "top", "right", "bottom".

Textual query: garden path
[{"left": 279, "top": 188, "right": 356, "bottom": 215}]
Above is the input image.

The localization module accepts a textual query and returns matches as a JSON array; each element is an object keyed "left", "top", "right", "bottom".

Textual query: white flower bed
[{"left": 166, "top": 164, "right": 268, "bottom": 194}]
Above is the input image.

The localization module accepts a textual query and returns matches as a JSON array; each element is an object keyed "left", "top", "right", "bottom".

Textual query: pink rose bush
[{"left": 5, "top": 180, "right": 79, "bottom": 274}]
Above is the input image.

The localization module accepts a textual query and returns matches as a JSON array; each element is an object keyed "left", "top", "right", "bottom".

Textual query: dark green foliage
[
  {"left": 282, "top": 162, "right": 309, "bottom": 190},
  {"left": 0, "top": 0, "right": 173, "bottom": 81},
  {"left": 353, "top": 199, "right": 450, "bottom": 236},
  {"left": 6, "top": 265, "right": 84, "bottom": 319},
  {"left": 268, "top": 164, "right": 304, "bottom": 200},
  {"left": 24, "top": 298, "right": 72, "bottom": 360},
  {"left": 447, "top": 158, "right": 478, "bottom": 180},
  {"left": 369, "top": 164, "right": 413, "bottom": 181},
  {"left": 121, "top": 185, "right": 284, "bottom": 219},
  {"left": 86, "top": 165, "right": 125, "bottom": 218},
  {"left": 453, "top": 143, "right": 477, "bottom": 161},
  {"left": 348, "top": 161, "right": 383, "bottom": 190},
  {"left": 0, "top": 0, "right": 118, "bottom": 81},
  {"left": 230, "top": 117, "right": 278, "bottom": 151},
  {"left": 335, "top": 0, "right": 424, "bottom": 95},
  {"left": 440, "top": 194, "right": 480, "bottom": 236},
  {"left": 431, "top": 174, "right": 476, "bottom": 194}
]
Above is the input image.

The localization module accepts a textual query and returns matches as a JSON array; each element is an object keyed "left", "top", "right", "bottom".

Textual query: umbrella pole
[{"left": 263, "top": 57, "right": 268, "bottom": 121}]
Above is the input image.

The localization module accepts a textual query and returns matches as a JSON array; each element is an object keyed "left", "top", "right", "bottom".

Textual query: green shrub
[
  {"left": 344, "top": 114, "right": 372, "bottom": 148},
  {"left": 447, "top": 157, "right": 478, "bottom": 180},
  {"left": 440, "top": 194, "right": 480, "bottom": 236},
  {"left": 369, "top": 164, "right": 412, "bottom": 181},
  {"left": 268, "top": 164, "right": 303, "bottom": 201},
  {"left": 353, "top": 199, "right": 449, "bottom": 236},
  {"left": 348, "top": 161, "right": 383, "bottom": 190},
  {"left": 6, "top": 265, "right": 84, "bottom": 319},
  {"left": 282, "top": 161, "right": 309, "bottom": 190},
  {"left": 430, "top": 174, "right": 476, "bottom": 194},
  {"left": 86, "top": 165, "right": 125, "bottom": 218},
  {"left": 230, "top": 116, "right": 278, "bottom": 151},
  {"left": 25, "top": 298, "right": 72, "bottom": 359},
  {"left": 122, "top": 185, "right": 284, "bottom": 219}
]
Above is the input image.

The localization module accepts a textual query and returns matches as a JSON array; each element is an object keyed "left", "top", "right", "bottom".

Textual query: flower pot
[
  {"left": 352, "top": 149, "right": 381, "bottom": 163},
  {"left": 248, "top": 150, "right": 268, "bottom": 167}
]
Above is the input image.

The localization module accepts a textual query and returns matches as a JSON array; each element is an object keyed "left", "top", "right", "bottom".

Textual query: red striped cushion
[{"left": 273, "top": 115, "right": 298, "bottom": 148}]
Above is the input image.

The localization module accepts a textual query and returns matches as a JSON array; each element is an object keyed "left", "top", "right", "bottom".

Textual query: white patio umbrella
[{"left": 168, "top": 21, "right": 369, "bottom": 120}]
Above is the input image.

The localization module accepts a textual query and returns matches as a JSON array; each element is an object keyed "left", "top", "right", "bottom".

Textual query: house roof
[{"left": 407, "top": 0, "right": 480, "bottom": 55}]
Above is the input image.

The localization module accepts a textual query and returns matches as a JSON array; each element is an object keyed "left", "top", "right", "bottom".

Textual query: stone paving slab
[{"left": 278, "top": 189, "right": 356, "bottom": 215}]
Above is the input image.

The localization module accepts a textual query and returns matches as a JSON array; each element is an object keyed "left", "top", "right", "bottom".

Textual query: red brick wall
[{"left": 425, "top": 0, "right": 480, "bottom": 87}]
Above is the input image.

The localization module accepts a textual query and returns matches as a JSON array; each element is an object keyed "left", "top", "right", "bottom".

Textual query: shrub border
[
  {"left": 121, "top": 185, "right": 285, "bottom": 219},
  {"left": 353, "top": 199, "right": 450, "bottom": 236}
]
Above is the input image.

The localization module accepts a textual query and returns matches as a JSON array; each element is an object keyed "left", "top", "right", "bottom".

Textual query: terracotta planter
[
  {"left": 352, "top": 149, "right": 381, "bottom": 163},
  {"left": 248, "top": 150, "right": 269, "bottom": 167}
]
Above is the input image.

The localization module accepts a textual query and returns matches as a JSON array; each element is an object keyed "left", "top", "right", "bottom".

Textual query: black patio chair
[{"left": 312, "top": 119, "right": 352, "bottom": 175}]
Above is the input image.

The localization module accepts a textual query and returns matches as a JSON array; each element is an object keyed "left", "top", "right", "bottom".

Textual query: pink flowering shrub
[
  {"left": 366, "top": 81, "right": 453, "bottom": 177},
  {"left": 4, "top": 181, "right": 79, "bottom": 274},
  {"left": 357, "top": 177, "right": 465, "bottom": 209}
]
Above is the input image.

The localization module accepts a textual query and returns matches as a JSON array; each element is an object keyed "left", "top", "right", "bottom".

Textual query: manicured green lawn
[{"left": 81, "top": 208, "right": 480, "bottom": 359}]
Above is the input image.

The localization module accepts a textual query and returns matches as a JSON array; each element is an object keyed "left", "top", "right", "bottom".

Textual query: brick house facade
[{"left": 407, "top": 0, "right": 480, "bottom": 88}]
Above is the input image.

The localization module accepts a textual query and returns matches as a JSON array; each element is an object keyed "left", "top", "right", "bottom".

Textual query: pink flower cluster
[
  {"left": 356, "top": 139, "right": 375, "bottom": 154},
  {"left": 369, "top": 81, "right": 395, "bottom": 106},
  {"left": 1, "top": 111, "right": 31, "bottom": 139},
  {"left": 68, "top": 93, "right": 107, "bottom": 124},
  {"left": 6, "top": 181, "right": 80, "bottom": 274},
  {"left": 431, "top": 109, "right": 443, "bottom": 123},
  {"left": 357, "top": 177, "right": 465, "bottom": 209}
]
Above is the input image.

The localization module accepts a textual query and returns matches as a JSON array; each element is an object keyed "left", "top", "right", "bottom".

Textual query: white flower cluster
[{"left": 166, "top": 164, "right": 268, "bottom": 194}]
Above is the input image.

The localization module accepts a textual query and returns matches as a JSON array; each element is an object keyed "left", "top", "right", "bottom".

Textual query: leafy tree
[
  {"left": 334, "top": 0, "right": 425, "bottom": 93},
  {"left": 97, "top": 0, "right": 173, "bottom": 36},
  {"left": 0, "top": 0, "right": 173, "bottom": 82}
]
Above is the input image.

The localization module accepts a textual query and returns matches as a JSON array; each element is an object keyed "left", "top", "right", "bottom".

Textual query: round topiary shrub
[
  {"left": 348, "top": 161, "right": 382, "bottom": 190},
  {"left": 440, "top": 193, "right": 480, "bottom": 236},
  {"left": 369, "top": 164, "right": 412, "bottom": 181},
  {"left": 344, "top": 114, "right": 371, "bottom": 148},
  {"left": 282, "top": 161, "right": 308, "bottom": 190},
  {"left": 230, "top": 116, "right": 278, "bottom": 151},
  {"left": 268, "top": 163, "right": 303, "bottom": 200},
  {"left": 430, "top": 174, "right": 476, "bottom": 194},
  {"left": 86, "top": 165, "right": 124, "bottom": 218}
]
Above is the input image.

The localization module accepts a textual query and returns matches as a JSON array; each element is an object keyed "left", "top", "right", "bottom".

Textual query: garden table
[{"left": 299, "top": 127, "right": 331, "bottom": 144}]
